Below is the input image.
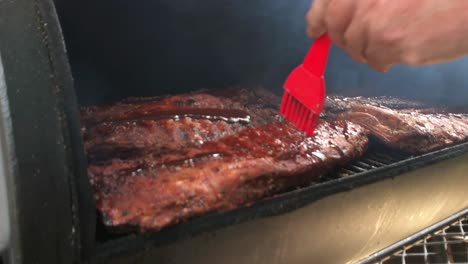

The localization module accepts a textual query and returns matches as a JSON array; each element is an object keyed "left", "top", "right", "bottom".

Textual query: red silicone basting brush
[{"left": 279, "top": 34, "right": 331, "bottom": 136}]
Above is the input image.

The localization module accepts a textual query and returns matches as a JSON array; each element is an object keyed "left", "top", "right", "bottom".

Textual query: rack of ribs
[
  {"left": 88, "top": 120, "right": 369, "bottom": 231},
  {"left": 82, "top": 88, "right": 369, "bottom": 231},
  {"left": 81, "top": 88, "right": 281, "bottom": 162},
  {"left": 326, "top": 96, "right": 468, "bottom": 154},
  {"left": 83, "top": 89, "right": 468, "bottom": 231}
]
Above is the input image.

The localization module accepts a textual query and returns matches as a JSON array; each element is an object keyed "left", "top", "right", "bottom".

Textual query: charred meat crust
[
  {"left": 88, "top": 120, "right": 369, "bottom": 231},
  {"left": 338, "top": 104, "right": 468, "bottom": 154},
  {"left": 82, "top": 88, "right": 371, "bottom": 231},
  {"left": 83, "top": 91, "right": 468, "bottom": 232},
  {"left": 324, "top": 95, "right": 436, "bottom": 114},
  {"left": 82, "top": 87, "right": 282, "bottom": 162}
]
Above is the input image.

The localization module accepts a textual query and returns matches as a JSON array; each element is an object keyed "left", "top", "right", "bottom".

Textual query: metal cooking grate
[
  {"left": 371, "top": 215, "right": 468, "bottom": 264},
  {"left": 336, "top": 149, "right": 412, "bottom": 178}
]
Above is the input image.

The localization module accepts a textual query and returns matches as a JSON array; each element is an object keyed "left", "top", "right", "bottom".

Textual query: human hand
[{"left": 306, "top": 0, "right": 468, "bottom": 72}]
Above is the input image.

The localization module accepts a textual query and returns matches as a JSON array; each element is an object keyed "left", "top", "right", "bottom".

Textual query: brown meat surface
[
  {"left": 82, "top": 88, "right": 370, "bottom": 231},
  {"left": 324, "top": 95, "right": 433, "bottom": 115},
  {"left": 88, "top": 120, "right": 369, "bottom": 231},
  {"left": 83, "top": 90, "right": 468, "bottom": 231},
  {"left": 82, "top": 87, "right": 281, "bottom": 161},
  {"left": 328, "top": 98, "right": 468, "bottom": 154}
]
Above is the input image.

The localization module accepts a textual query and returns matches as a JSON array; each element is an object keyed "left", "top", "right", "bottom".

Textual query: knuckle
[
  {"left": 401, "top": 51, "right": 423, "bottom": 65},
  {"left": 343, "top": 30, "right": 355, "bottom": 48},
  {"left": 325, "top": 1, "right": 345, "bottom": 31},
  {"left": 326, "top": 0, "right": 339, "bottom": 18},
  {"left": 374, "top": 27, "right": 404, "bottom": 45},
  {"left": 364, "top": 49, "right": 390, "bottom": 71}
]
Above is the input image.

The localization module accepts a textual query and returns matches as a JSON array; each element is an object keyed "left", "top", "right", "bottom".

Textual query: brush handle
[{"left": 302, "top": 34, "right": 331, "bottom": 77}]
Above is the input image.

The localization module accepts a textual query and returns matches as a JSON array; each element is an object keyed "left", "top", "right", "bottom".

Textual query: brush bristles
[{"left": 280, "top": 92, "right": 318, "bottom": 136}]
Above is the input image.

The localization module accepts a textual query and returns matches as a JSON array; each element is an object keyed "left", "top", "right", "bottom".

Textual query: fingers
[
  {"left": 329, "top": 1, "right": 395, "bottom": 72},
  {"left": 340, "top": 0, "right": 376, "bottom": 64},
  {"left": 368, "top": 59, "right": 393, "bottom": 73},
  {"left": 325, "top": 0, "right": 356, "bottom": 48},
  {"left": 362, "top": 13, "right": 402, "bottom": 72},
  {"left": 362, "top": 38, "right": 394, "bottom": 72},
  {"left": 364, "top": 38, "right": 398, "bottom": 73},
  {"left": 306, "top": 0, "right": 331, "bottom": 38},
  {"left": 342, "top": 20, "right": 367, "bottom": 64},
  {"left": 305, "top": 0, "right": 399, "bottom": 73}
]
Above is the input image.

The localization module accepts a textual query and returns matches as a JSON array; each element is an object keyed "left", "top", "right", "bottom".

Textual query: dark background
[{"left": 55, "top": 0, "right": 468, "bottom": 106}]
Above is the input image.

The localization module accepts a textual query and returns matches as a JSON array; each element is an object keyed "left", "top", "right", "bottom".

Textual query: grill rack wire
[
  {"left": 362, "top": 213, "right": 468, "bottom": 264},
  {"left": 321, "top": 145, "right": 413, "bottom": 180},
  {"left": 339, "top": 151, "right": 412, "bottom": 177}
]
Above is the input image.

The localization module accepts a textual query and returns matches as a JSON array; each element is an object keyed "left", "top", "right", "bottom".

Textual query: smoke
[
  {"left": 57, "top": 0, "right": 468, "bottom": 106},
  {"left": 327, "top": 47, "right": 468, "bottom": 106}
]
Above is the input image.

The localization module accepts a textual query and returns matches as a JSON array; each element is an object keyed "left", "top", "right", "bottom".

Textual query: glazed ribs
[
  {"left": 81, "top": 88, "right": 281, "bottom": 161},
  {"left": 88, "top": 120, "right": 369, "bottom": 231},
  {"left": 327, "top": 96, "right": 468, "bottom": 154},
  {"left": 324, "top": 95, "right": 432, "bottom": 114},
  {"left": 82, "top": 88, "right": 369, "bottom": 231},
  {"left": 83, "top": 89, "right": 468, "bottom": 232}
]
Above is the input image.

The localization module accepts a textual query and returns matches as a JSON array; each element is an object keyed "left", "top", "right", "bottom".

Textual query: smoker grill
[{"left": 1, "top": 0, "right": 468, "bottom": 263}]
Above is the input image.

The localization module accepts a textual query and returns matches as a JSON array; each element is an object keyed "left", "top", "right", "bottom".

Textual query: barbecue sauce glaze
[{"left": 85, "top": 108, "right": 251, "bottom": 127}]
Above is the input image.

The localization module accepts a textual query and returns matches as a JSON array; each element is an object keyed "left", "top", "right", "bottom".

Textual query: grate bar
[
  {"left": 394, "top": 252, "right": 439, "bottom": 256},
  {"left": 365, "top": 214, "right": 468, "bottom": 264},
  {"left": 354, "top": 161, "right": 376, "bottom": 169},
  {"left": 363, "top": 158, "right": 386, "bottom": 167},
  {"left": 334, "top": 147, "right": 413, "bottom": 180},
  {"left": 373, "top": 153, "right": 400, "bottom": 161},
  {"left": 434, "top": 232, "right": 467, "bottom": 236},
  {"left": 423, "top": 238, "right": 429, "bottom": 263},
  {"left": 339, "top": 169, "right": 355, "bottom": 175},
  {"left": 369, "top": 156, "right": 394, "bottom": 165},
  {"left": 423, "top": 240, "right": 467, "bottom": 246},
  {"left": 348, "top": 165, "right": 367, "bottom": 172}
]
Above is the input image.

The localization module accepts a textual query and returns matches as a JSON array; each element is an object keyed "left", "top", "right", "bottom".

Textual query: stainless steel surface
[
  {"left": 101, "top": 152, "right": 468, "bottom": 264},
  {"left": 0, "top": 54, "right": 10, "bottom": 252},
  {"left": 373, "top": 214, "right": 468, "bottom": 264}
]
